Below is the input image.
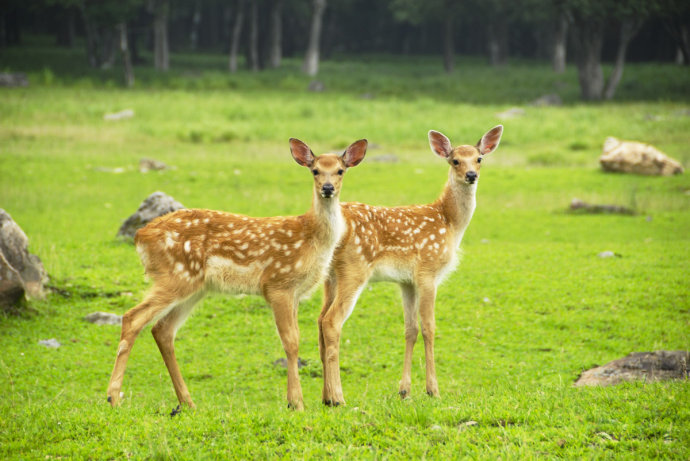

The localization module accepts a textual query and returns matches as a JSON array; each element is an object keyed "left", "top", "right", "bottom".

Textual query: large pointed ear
[
  {"left": 477, "top": 125, "right": 503, "bottom": 155},
  {"left": 342, "top": 139, "right": 368, "bottom": 168},
  {"left": 428, "top": 130, "right": 453, "bottom": 159},
  {"left": 289, "top": 138, "right": 315, "bottom": 167}
]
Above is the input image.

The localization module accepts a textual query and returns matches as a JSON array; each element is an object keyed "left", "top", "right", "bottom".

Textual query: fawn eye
[
  {"left": 477, "top": 157, "right": 482, "bottom": 164},
  {"left": 337, "top": 169, "right": 344, "bottom": 175},
  {"left": 312, "top": 169, "right": 319, "bottom": 176},
  {"left": 452, "top": 159, "right": 459, "bottom": 165}
]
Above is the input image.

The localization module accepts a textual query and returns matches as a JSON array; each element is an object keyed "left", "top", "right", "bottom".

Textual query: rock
[
  {"left": 0, "top": 72, "right": 29, "bottom": 87},
  {"left": 39, "top": 338, "right": 61, "bottom": 348},
  {"left": 600, "top": 137, "right": 684, "bottom": 176},
  {"left": 574, "top": 350, "right": 689, "bottom": 387},
  {"left": 496, "top": 107, "right": 526, "bottom": 119},
  {"left": 569, "top": 198, "right": 635, "bottom": 215},
  {"left": 370, "top": 154, "right": 399, "bottom": 163},
  {"left": 103, "top": 109, "right": 134, "bottom": 121},
  {"left": 530, "top": 93, "right": 562, "bottom": 106},
  {"left": 307, "top": 80, "right": 325, "bottom": 92},
  {"left": 272, "top": 357, "right": 307, "bottom": 369},
  {"left": 84, "top": 312, "right": 122, "bottom": 325},
  {"left": 0, "top": 209, "right": 48, "bottom": 310},
  {"left": 139, "top": 158, "right": 169, "bottom": 173},
  {"left": 597, "top": 251, "right": 620, "bottom": 258},
  {"left": 117, "top": 192, "right": 185, "bottom": 240}
]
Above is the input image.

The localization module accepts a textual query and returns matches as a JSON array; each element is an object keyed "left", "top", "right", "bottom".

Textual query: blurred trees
[{"left": 3, "top": 0, "right": 686, "bottom": 98}]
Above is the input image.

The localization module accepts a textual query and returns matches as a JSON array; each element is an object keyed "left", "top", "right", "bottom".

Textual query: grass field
[{"left": 1, "top": 39, "right": 689, "bottom": 459}]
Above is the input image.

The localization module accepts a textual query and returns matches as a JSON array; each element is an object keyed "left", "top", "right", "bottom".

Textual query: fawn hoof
[
  {"left": 399, "top": 389, "right": 409, "bottom": 399},
  {"left": 170, "top": 405, "right": 181, "bottom": 417},
  {"left": 426, "top": 390, "right": 440, "bottom": 398},
  {"left": 323, "top": 399, "right": 342, "bottom": 407},
  {"left": 287, "top": 401, "right": 304, "bottom": 411}
]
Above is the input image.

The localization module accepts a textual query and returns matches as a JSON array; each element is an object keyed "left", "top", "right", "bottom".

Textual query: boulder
[
  {"left": 574, "top": 350, "right": 689, "bottom": 387},
  {"left": 84, "top": 312, "right": 122, "bottom": 325},
  {"left": 530, "top": 93, "right": 562, "bottom": 106},
  {"left": 0, "top": 209, "right": 47, "bottom": 310},
  {"left": 600, "top": 137, "right": 684, "bottom": 176},
  {"left": 139, "top": 158, "right": 169, "bottom": 173},
  {"left": 117, "top": 192, "right": 185, "bottom": 240},
  {"left": 103, "top": 109, "right": 134, "bottom": 121},
  {"left": 0, "top": 72, "right": 29, "bottom": 87}
]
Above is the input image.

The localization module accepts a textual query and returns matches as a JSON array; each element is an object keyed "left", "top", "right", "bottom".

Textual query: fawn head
[
  {"left": 428, "top": 126, "right": 503, "bottom": 185},
  {"left": 290, "top": 138, "right": 368, "bottom": 198}
]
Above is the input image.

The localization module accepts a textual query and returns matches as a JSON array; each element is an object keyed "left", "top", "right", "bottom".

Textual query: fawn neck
[
  {"left": 310, "top": 188, "right": 346, "bottom": 246},
  {"left": 438, "top": 169, "right": 477, "bottom": 243}
]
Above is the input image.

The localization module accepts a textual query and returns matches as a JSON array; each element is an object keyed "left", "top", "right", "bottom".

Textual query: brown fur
[
  {"left": 318, "top": 127, "right": 502, "bottom": 405},
  {"left": 106, "top": 139, "right": 367, "bottom": 411}
]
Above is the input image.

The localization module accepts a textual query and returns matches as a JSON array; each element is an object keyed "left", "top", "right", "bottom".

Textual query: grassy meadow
[{"left": 1, "top": 39, "right": 689, "bottom": 459}]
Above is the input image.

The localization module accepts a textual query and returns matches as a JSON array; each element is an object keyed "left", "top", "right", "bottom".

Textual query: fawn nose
[
  {"left": 321, "top": 183, "right": 335, "bottom": 197},
  {"left": 465, "top": 171, "right": 477, "bottom": 183}
]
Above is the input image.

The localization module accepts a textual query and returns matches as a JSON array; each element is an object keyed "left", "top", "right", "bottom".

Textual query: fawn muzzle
[
  {"left": 465, "top": 171, "right": 478, "bottom": 184},
  {"left": 321, "top": 183, "right": 335, "bottom": 198}
]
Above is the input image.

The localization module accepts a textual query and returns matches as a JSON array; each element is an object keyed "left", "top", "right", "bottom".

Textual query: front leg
[
  {"left": 318, "top": 276, "right": 337, "bottom": 404},
  {"left": 399, "top": 283, "right": 418, "bottom": 399},
  {"left": 265, "top": 289, "right": 304, "bottom": 410},
  {"left": 418, "top": 281, "right": 439, "bottom": 397},
  {"left": 320, "top": 276, "right": 367, "bottom": 406}
]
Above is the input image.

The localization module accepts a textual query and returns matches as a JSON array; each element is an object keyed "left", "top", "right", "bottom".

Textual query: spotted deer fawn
[
  {"left": 318, "top": 126, "right": 503, "bottom": 405},
  {"left": 107, "top": 138, "right": 368, "bottom": 411}
]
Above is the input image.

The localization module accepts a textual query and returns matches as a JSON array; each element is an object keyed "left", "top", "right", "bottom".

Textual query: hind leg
[
  {"left": 107, "top": 287, "right": 182, "bottom": 406},
  {"left": 151, "top": 292, "right": 204, "bottom": 408}
]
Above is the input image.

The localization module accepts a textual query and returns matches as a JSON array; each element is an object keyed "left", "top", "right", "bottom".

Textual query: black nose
[
  {"left": 322, "top": 183, "right": 335, "bottom": 196},
  {"left": 466, "top": 171, "right": 477, "bottom": 182}
]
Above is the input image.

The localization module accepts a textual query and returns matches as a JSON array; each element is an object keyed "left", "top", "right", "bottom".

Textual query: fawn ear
[
  {"left": 342, "top": 139, "right": 368, "bottom": 168},
  {"left": 428, "top": 130, "right": 452, "bottom": 159},
  {"left": 290, "top": 138, "right": 315, "bottom": 167},
  {"left": 477, "top": 125, "right": 503, "bottom": 155}
]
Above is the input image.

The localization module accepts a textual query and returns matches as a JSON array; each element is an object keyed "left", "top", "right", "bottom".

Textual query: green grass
[{"left": 0, "top": 39, "right": 689, "bottom": 459}]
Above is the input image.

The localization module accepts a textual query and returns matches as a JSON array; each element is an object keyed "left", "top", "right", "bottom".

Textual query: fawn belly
[{"left": 204, "top": 255, "right": 267, "bottom": 295}]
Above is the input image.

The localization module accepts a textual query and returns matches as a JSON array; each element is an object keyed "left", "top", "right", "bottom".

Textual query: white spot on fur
[{"left": 184, "top": 241, "right": 191, "bottom": 253}]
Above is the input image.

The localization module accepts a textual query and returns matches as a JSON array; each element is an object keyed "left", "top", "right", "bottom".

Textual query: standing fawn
[
  {"left": 318, "top": 126, "right": 503, "bottom": 405},
  {"left": 107, "top": 138, "right": 368, "bottom": 411}
]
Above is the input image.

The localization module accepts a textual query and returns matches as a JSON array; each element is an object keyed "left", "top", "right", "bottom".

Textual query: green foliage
[{"left": 0, "top": 45, "right": 689, "bottom": 459}]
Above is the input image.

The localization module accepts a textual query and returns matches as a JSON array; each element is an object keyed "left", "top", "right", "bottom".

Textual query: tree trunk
[
  {"left": 80, "top": 1, "right": 101, "bottom": 68},
  {"left": 190, "top": 0, "right": 202, "bottom": 51},
  {"left": 100, "top": 27, "right": 117, "bottom": 70},
  {"left": 268, "top": 0, "right": 283, "bottom": 68},
  {"left": 552, "top": 12, "right": 568, "bottom": 74},
  {"left": 302, "top": 0, "right": 327, "bottom": 76},
  {"left": 56, "top": 7, "right": 77, "bottom": 47},
  {"left": 571, "top": 18, "right": 605, "bottom": 101},
  {"left": 229, "top": 0, "right": 245, "bottom": 73},
  {"left": 152, "top": 0, "right": 170, "bottom": 71},
  {"left": 442, "top": 16, "right": 454, "bottom": 73},
  {"left": 603, "top": 19, "right": 642, "bottom": 100},
  {"left": 487, "top": 18, "right": 509, "bottom": 66},
  {"left": 249, "top": 0, "right": 259, "bottom": 71},
  {"left": 119, "top": 22, "right": 135, "bottom": 88}
]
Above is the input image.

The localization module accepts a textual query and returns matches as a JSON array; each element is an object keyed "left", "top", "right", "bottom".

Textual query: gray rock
[
  {"left": 0, "top": 209, "right": 47, "bottom": 310},
  {"left": 307, "top": 80, "right": 325, "bottom": 92},
  {"left": 117, "top": 192, "right": 185, "bottom": 240},
  {"left": 574, "top": 350, "right": 689, "bottom": 387},
  {"left": 496, "top": 107, "right": 526, "bottom": 119},
  {"left": 530, "top": 93, "right": 562, "bottom": 106},
  {"left": 84, "top": 312, "right": 122, "bottom": 325},
  {"left": 39, "top": 338, "right": 61, "bottom": 348},
  {"left": 139, "top": 158, "right": 169, "bottom": 173},
  {"left": 103, "top": 109, "right": 134, "bottom": 121},
  {"left": 600, "top": 137, "right": 684, "bottom": 176},
  {"left": 0, "top": 72, "right": 29, "bottom": 87}
]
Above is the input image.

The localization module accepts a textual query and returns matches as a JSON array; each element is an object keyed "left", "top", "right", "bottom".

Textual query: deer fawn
[
  {"left": 106, "top": 138, "right": 368, "bottom": 411},
  {"left": 318, "top": 126, "right": 503, "bottom": 405}
]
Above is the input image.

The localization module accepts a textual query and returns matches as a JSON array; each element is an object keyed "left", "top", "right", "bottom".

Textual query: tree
[
  {"left": 268, "top": 0, "right": 283, "bottom": 68},
  {"left": 228, "top": 0, "right": 245, "bottom": 72},
  {"left": 302, "top": 0, "right": 326, "bottom": 76},
  {"left": 150, "top": 0, "right": 170, "bottom": 71},
  {"left": 391, "top": 0, "right": 463, "bottom": 73},
  {"left": 566, "top": 0, "right": 650, "bottom": 100},
  {"left": 655, "top": 0, "right": 690, "bottom": 65}
]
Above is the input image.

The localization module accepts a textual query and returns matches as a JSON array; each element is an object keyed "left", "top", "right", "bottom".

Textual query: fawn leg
[
  {"left": 107, "top": 288, "right": 180, "bottom": 406},
  {"left": 151, "top": 292, "right": 203, "bottom": 408},
  {"left": 318, "top": 275, "right": 337, "bottom": 403},
  {"left": 320, "top": 277, "right": 366, "bottom": 406},
  {"left": 418, "top": 281, "right": 439, "bottom": 397},
  {"left": 399, "top": 283, "right": 419, "bottom": 398},
  {"left": 266, "top": 289, "right": 304, "bottom": 410}
]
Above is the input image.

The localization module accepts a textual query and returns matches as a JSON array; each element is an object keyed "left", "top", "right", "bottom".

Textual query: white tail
[
  {"left": 318, "top": 126, "right": 502, "bottom": 405},
  {"left": 107, "top": 138, "right": 368, "bottom": 411}
]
